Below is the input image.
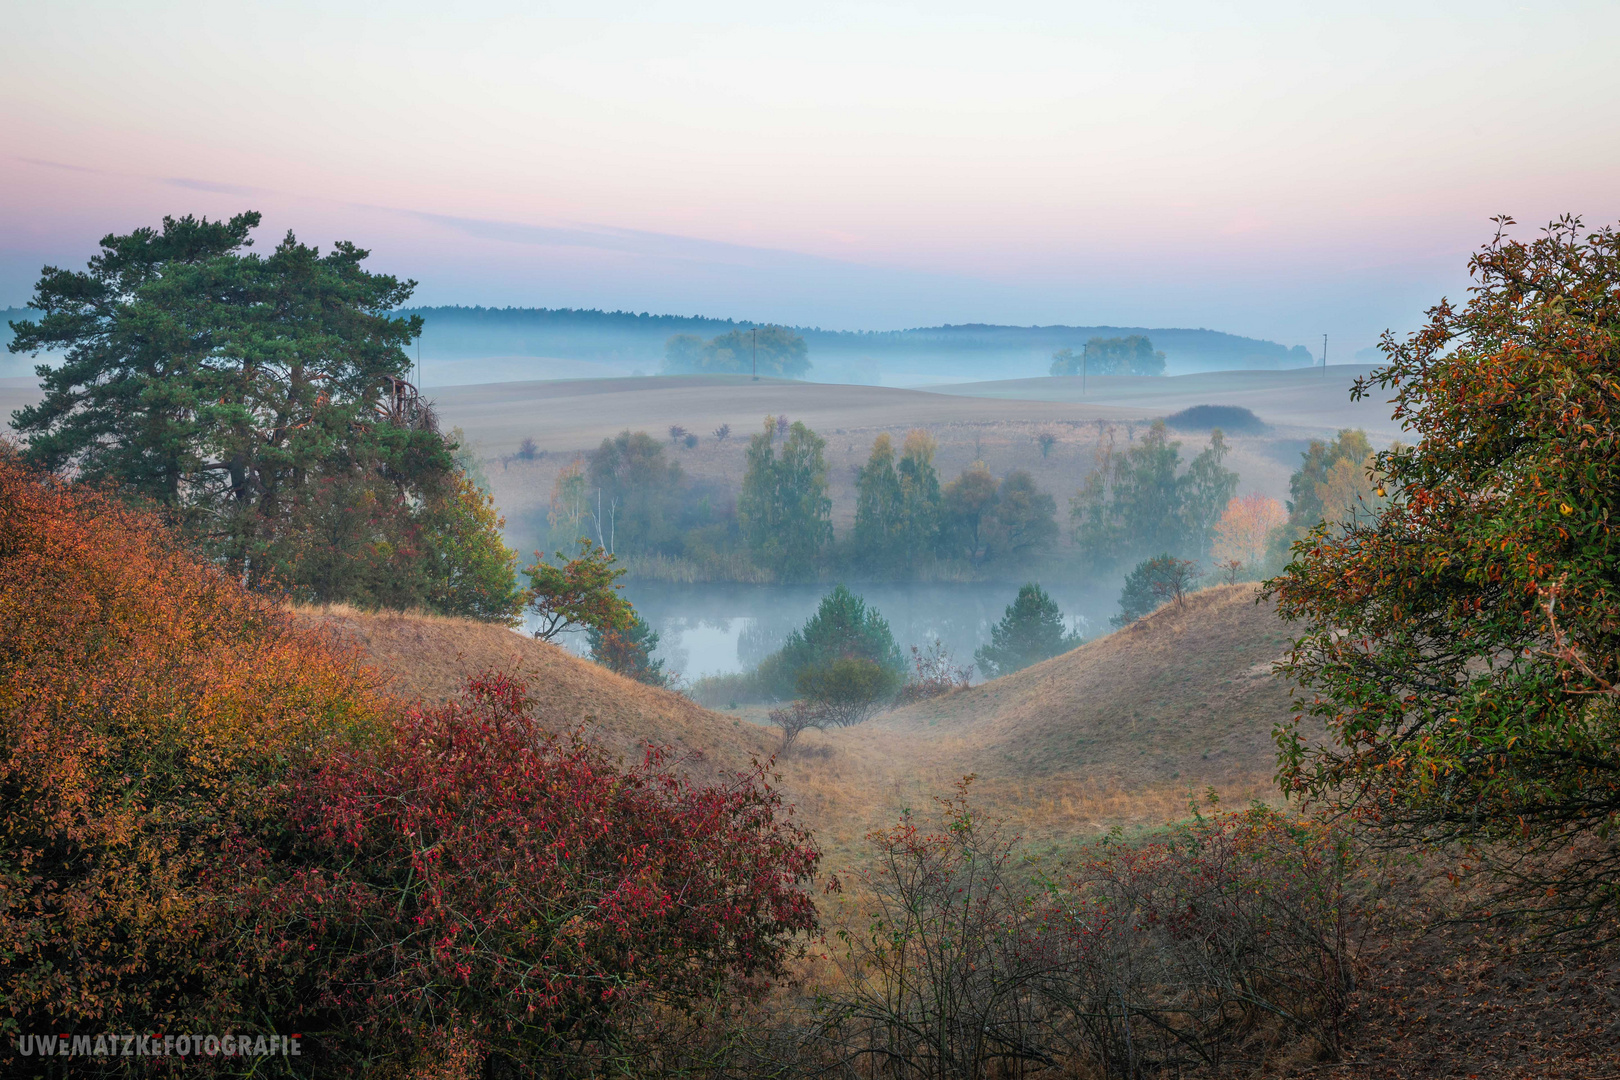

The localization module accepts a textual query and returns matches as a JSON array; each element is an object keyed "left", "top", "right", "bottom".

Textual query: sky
[{"left": 3, "top": 0, "right": 1618, "bottom": 357}]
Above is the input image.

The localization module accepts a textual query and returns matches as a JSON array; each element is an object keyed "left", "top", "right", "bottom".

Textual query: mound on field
[
  {"left": 1163, "top": 403, "right": 1266, "bottom": 433},
  {"left": 300, "top": 606, "right": 773, "bottom": 776},
  {"left": 881, "top": 585, "right": 1296, "bottom": 790}
]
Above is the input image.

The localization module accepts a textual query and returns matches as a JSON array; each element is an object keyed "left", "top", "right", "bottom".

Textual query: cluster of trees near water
[
  {"left": 541, "top": 415, "right": 1266, "bottom": 584},
  {"left": 8, "top": 211, "right": 1619, "bottom": 1074}
]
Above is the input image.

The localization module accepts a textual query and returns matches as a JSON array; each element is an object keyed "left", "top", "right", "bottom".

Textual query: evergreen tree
[
  {"left": 1113, "top": 554, "right": 1198, "bottom": 627},
  {"left": 974, "top": 583, "right": 1080, "bottom": 678},
  {"left": 738, "top": 416, "right": 832, "bottom": 578},
  {"left": 759, "top": 584, "right": 905, "bottom": 698},
  {"left": 852, "top": 433, "right": 904, "bottom": 571},
  {"left": 8, "top": 211, "right": 519, "bottom": 619},
  {"left": 588, "top": 612, "right": 667, "bottom": 686}
]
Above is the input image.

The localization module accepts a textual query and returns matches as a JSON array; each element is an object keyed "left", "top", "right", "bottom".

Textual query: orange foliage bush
[{"left": 0, "top": 448, "right": 389, "bottom": 1043}]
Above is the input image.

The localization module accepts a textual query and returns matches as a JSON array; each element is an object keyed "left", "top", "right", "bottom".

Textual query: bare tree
[{"left": 768, "top": 701, "right": 824, "bottom": 754}]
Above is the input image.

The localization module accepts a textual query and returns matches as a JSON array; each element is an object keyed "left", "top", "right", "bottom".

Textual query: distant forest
[
  {"left": 4, "top": 304, "right": 1318, "bottom": 381},
  {"left": 396, "top": 306, "right": 1316, "bottom": 378}
]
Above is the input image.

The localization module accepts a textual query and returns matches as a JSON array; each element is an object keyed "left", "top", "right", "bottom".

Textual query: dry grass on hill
[
  {"left": 296, "top": 605, "right": 775, "bottom": 779},
  {"left": 882, "top": 583, "right": 1295, "bottom": 788},
  {"left": 298, "top": 586, "right": 1299, "bottom": 868}
]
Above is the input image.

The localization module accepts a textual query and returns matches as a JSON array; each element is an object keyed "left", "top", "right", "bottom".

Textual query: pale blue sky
[{"left": 3, "top": 0, "right": 1617, "bottom": 354}]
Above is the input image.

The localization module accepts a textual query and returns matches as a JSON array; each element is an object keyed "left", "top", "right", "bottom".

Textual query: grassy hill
[
  {"left": 297, "top": 587, "right": 1298, "bottom": 860},
  {"left": 299, "top": 605, "right": 774, "bottom": 779},
  {"left": 882, "top": 584, "right": 1294, "bottom": 788}
]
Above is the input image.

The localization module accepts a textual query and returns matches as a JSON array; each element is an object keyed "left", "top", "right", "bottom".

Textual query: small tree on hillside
[
  {"left": 975, "top": 583, "right": 1081, "bottom": 678},
  {"left": 588, "top": 611, "right": 667, "bottom": 686},
  {"left": 1113, "top": 554, "right": 1198, "bottom": 627},
  {"left": 759, "top": 584, "right": 906, "bottom": 698},
  {"left": 795, "top": 657, "right": 901, "bottom": 726},
  {"left": 524, "top": 539, "right": 634, "bottom": 642}
]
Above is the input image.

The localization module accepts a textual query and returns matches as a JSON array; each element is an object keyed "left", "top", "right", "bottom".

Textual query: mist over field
[{"left": 389, "top": 306, "right": 1318, "bottom": 387}]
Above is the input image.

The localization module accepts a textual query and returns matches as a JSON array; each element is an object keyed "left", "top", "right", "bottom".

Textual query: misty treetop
[
  {"left": 739, "top": 415, "right": 832, "bottom": 578},
  {"left": 1070, "top": 421, "right": 1237, "bottom": 569},
  {"left": 663, "top": 325, "right": 810, "bottom": 378},
  {"left": 1050, "top": 334, "right": 1167, "bottom": 377},
  {"left": 8, "top": 211, "right": 521, "bottom": 621}
]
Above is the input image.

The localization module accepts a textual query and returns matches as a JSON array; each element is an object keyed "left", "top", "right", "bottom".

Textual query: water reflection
[{"left": 588, "top": 581, "right": 1120, "bottom": 680}]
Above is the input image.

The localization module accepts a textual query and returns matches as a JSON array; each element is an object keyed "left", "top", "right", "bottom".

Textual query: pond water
[{"left": 530, "top": 580, "right": 1121, "bottom": 681}]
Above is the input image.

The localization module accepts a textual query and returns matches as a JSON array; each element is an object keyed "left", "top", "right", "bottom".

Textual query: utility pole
[
  {"left": 752, "top": 327, "right": 758, "bottom": 381},
  {"left": 1322, "top": 333, "right": 1328, "bottom": 377}
]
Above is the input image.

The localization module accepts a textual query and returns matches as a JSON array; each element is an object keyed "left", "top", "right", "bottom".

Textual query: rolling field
[{"left": 420, "top": 368, "right": 1401, "bottom": 553}]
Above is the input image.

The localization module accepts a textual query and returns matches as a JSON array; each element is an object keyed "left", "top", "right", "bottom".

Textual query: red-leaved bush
[{"left": 265, "top": 673, "right": 821, "bottom": 1075}]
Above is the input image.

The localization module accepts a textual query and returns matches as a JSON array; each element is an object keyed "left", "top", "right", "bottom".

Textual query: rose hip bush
[
  {"left": 0, "top": 448, "right": 390, "bottom": 1055},
  {"left": 269, "top": 673, "right": 821, "bottom": 1075}
]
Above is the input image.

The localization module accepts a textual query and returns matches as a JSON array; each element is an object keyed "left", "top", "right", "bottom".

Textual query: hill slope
[
  {"left": 295, "top": 589, "right": 1298, "bottom": 856},
  {"left": 881, "top": 585, "right": 1296, "bottom": 790},
  {"left": 300, "top": 606, "right": 773, "bottom": 777}
]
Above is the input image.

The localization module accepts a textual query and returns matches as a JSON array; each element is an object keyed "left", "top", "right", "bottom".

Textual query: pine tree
[{"left": 974, "top": 583, "right": 1080, "bottom": 678}]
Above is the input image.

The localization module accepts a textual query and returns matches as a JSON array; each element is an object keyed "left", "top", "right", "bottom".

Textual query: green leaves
[
  {"left": 1266, "top": 216, "right": 1620, "bottom": 942},
  {"left": 9, "top": 212, "right": 518, "bottom": 619},
  {"left": 738, "top": 417, "right": 833, "bottom": 579}
]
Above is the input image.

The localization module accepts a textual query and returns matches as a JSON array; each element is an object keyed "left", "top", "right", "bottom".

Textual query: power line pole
[
  {"left": 1322, "top": 333, "right": 1327, "bottom": 377},
  {"left": 752, "top": 327, "right": 758, "bottom": 381}
]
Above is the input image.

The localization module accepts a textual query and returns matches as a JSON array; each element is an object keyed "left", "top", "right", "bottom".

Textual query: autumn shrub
[
  {"left": 270, "top": 672, "right": 822, "bottom": 1075},
  {"left": 892, "top": 639, "right": 973, "bottom": 705},
  {"left": 1034, "top": 804, "right": 1356, "bottom": 1074},
  {"left": 820, "top": 791, "right": 1355, "bottom": 1079},
  {"left": 0, "top": 449, "right": 390, "bottom": 1054},
  {"left": 794, "top": 657, "right": 900, "bottom": 727}
]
